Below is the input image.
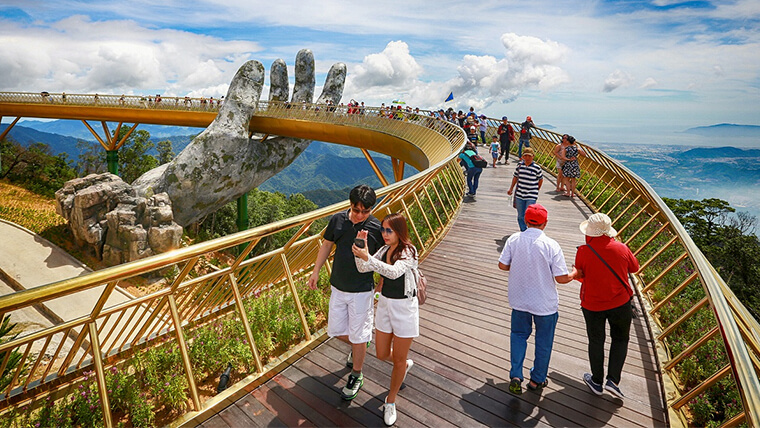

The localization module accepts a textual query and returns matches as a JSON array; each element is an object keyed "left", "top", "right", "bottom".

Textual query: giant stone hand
[{"left": 132, "top": 50, "right": 346, "bottom": 226}]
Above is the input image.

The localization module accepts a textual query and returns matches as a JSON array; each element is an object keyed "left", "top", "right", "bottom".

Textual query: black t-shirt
[{"left": 323, "top": 209, "right": 383, "bottom": 292}]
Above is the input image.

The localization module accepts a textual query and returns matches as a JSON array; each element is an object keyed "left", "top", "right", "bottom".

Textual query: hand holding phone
[{"left": 353, "top": 238, "right": 365, "bottom": 248}]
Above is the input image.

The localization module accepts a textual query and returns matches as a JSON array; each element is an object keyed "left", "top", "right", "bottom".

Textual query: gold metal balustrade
[
  {"left": 1, "top": 92, "right": 758, "bottom": 426},
  {"left": 506, "top": 126, "right": 760, "bottom": 427},
  {"left": 0, "top": 93, "right": 468, "bottom": 427}
]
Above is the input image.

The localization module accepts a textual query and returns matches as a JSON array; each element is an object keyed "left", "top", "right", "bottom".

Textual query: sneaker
[
  {"left": 346, "top": 351, "right": 353, "bottom": 368},
  {"left": 400, "top": 359, "right": 413, "bottom": 390},
  {"left": 605, "top": 379, "right": 625, "bottom": 399},
  {"left": 383, "top": 400, "right": 397, "bottom": 426},
  {"left": 341, "top": 372, "right": 363, "bottom": 400},
  {"left": 509, "top": 378, "right": 522, "bottom": 395},
  {"left": 583, "top": 373, "right": 603, "bottom": 396}
]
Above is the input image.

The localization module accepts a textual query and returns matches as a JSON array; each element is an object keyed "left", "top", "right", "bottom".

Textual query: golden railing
[
  {"left": 501, "top": 124, "right": 760, "bottom": 427},
  {"left": 2, "top": 91, "right": 757, "bottom": 426},
  {"left": 0, "top": 98, "right": 468, "bottom": 427}
]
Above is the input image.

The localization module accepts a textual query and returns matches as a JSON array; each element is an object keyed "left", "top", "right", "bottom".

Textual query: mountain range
[
  {"left": 3, "top": 119, "right": 758, "bottom": 216},
  {"left": 682, "top": 123, "right": 760, "bottom": 138}
]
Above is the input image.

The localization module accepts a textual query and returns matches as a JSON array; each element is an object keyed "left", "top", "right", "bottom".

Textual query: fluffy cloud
[
  {"left": 640, "top": 77, "right": 658, "bottom": 89},
  {"left": 0, "top": 15, "right": 261, "bottom": 96},
  {"left": 346, "top": 33, "right": 569, "bottom": 109},
  {"left": 347, "top": 41, "right": 422, "bottom": 89},
  {"left": 602, "top": 70, "right": 633, "bottom": 92}
]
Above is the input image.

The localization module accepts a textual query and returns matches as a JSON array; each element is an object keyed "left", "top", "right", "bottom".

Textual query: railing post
[
  {"left": 166, "top": 295, "right": 201, "bottom": 411},
  {"left": 227, "top": 273, "right": 264, "bottom": 373},
  {"left": 280, "top": 254, "right": 312, "bottom": 341},
  {"left": 88, "top": 322, "right": 114, "bottom": 428}
]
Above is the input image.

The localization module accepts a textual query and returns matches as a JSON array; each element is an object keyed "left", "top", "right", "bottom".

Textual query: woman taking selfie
[{"left": 353, "top": 212, "right": 419, "bottom": 426}]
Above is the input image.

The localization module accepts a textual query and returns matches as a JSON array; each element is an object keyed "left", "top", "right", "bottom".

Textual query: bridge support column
[
  {"left": 237, "top": 193, "right": 249, "bottom": 255},
  {"left": 106, "top": 150, "right": 119, "bottom": 175}
]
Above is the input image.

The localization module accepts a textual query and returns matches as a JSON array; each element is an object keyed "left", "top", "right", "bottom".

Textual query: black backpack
[{"left": 469, "top": 153, "right": 488, "bottom": 168}]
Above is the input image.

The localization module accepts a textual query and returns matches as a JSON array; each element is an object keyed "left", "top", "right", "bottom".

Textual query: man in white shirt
[{"left": 498, "top": 204, "right": 577, "bottom": 395}]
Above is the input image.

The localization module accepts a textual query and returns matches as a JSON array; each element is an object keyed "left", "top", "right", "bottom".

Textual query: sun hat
[
  {"left": 525, "top": 204, "right": 548, "bottom": 226},
  {"left": 579, "top": 213, "right": 617, "bottom": 238}
]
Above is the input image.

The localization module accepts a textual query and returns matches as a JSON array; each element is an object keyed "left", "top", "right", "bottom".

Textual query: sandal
[
  {"left": 527, "top": 378, "right": 549, "bottom": 391},
  {"left": 509, "top": 378, "right": 522, "bottom": 395}
]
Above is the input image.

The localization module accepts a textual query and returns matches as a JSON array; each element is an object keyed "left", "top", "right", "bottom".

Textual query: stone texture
[
  {"left": 132, "top": 50, "right": 346, "bottom": 226},
  {"left": 55, "top": 173, "right": 182, "bottom": 266}
]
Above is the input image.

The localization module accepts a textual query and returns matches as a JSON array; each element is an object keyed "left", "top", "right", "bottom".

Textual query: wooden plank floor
[{"left": 201, "top": 155, "right": 668, "bottom": 427}]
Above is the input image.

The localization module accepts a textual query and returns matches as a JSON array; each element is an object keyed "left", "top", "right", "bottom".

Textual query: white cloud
[
  {"left": 0, "top": 15, "right": 261, "bottom": 95},
  {"left": 602, "top": 70, "right": 633, "bottom": 92},
  {"left": 345, "top": 33, "right": 569, "bottom": 110},
  {"left": 349, "top": 41, "right": 422, "bottom": 88},
  {"left": 640, "top": 77, "right": 658, "bottom": 89}
]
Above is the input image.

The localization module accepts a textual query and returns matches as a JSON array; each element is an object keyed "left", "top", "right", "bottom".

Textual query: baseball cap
[
  {"left": 502, "top": 116, "right": 508, "bottom": 120},
  {"left": 527, "top": 116, "right": 532, "bottom": 121},
  {"left": 525, "top": 204, "right": 548, "bottom": 226}
]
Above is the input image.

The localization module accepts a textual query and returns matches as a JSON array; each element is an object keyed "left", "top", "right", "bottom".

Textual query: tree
[
  {"left": 664, "top": 197, "right": 760, "bottom": 320},
  {"left": 156, "top": 140, "right": 175, "bottom": 164},
  {"left": 115, "top": 129, "right": 158, "bottom": 184},
  {"left": 0, "top": 140, "right": 76, "bottom": 196},
  {"left": 76, "top": 140, "right": 106, "bottom": 176}
]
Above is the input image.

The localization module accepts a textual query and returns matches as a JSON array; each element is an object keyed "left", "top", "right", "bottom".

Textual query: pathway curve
[{"left": 199, "top": 155, "right": 668, "bottom": 427}]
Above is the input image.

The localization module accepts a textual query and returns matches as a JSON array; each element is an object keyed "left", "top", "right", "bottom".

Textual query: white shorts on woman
[{"left": 375, "top": 295, "right": 419, "bottom": 338}]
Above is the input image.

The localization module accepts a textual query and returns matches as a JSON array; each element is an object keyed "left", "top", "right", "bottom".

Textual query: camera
[{"left": 353, "top": 238, "right": 365, "bottom": 248}]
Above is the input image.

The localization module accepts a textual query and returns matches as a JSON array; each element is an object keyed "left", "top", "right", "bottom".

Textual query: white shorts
[
  {"left": 375, "top": 295, "right": 419, "bottom": 338},
  {"left": 327, "top": 286, "right": 374, "bottom": 344}
]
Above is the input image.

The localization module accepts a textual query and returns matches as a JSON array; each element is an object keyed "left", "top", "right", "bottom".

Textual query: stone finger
[
  {"left": 268, "top": 59, "right": 289, "bottom": 102},
  {"left": 212, "top": 59, "right": 265, "bottom": 135},
  {"left": 291, "top": 49, "right": 315, "bottom": 103},
  {"left": 316, "top": 62, "right": 347, "bottom": 105}
]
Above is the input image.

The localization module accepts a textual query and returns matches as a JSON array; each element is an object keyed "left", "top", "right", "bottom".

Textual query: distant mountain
[
  {"left": 0, "top": 124, "right": 82, "bottom": 158},
  {"left": 18, "top": 119, "right": 201, "bottom": 141},
  {"left": 1, "top": 124, "right": 194, "bottom": 158},
  {"left": 259, "top": 141, "right": 417, "bottom": 196},
  {"left": 673, "top": 146, "right": 760, "bottom": 160},
  {"left": 683, "top": 124, "right": 760, "bottom": 138}
]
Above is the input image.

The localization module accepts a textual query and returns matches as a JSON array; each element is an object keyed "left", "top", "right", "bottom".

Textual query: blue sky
[{"left": 1, "top": 0, "right": 758, "bottom": 146}]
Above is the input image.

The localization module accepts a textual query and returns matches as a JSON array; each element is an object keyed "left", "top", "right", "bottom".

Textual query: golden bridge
[{"left": 0, "top": 92, "right": 758, "bottom": 427}]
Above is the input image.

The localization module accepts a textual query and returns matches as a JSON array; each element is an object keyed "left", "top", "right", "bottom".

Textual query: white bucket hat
[{"left": 579, "top": 213, "right": 617, "bottom": 238}]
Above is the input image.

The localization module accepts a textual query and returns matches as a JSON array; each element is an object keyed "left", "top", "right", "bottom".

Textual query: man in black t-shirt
[{"left": 307, "top": 185, "right": 383, "bottom": 401}]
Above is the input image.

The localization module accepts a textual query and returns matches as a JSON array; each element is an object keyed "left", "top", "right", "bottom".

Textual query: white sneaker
[
  {"left": 402, "top": 359, "right": 413, "bottom": 384},
  {"left": 383, "top": 400, "right": 397, "bottom": 426}
]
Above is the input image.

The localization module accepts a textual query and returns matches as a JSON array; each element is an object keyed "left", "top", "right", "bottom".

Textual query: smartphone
[{"left": 353, "top": 238, "right": 365, "bottom": 248}]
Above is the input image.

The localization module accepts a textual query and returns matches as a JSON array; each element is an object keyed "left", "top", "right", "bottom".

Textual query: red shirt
[{"left": 575, "top": 236, "right": 640, "bottom": 311}]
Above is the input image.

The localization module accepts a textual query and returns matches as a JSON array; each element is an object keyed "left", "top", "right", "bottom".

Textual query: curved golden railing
[
  {"left": 0, "top": 95, "right": 468, "bottom": 427},
  {"left": 2, "top": 92, "right": 758, "bottom": 426},
  {"left": 495, "top": 123, "right": 760, "bottom": 427}
]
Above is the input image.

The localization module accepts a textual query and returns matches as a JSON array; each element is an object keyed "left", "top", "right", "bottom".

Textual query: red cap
[
  {"left": 525, "top": 204, "right": 548, "bottom": 225},
  {"left": 527, "top": 116, "right": 532, "bottom": 121}
]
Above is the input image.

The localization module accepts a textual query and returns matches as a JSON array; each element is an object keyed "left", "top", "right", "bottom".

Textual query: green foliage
[
  {"left": 191, "top": 188, "right": 324, "bottom": 257},
  {"left": 156, "top": 139, "right": 175, "bottom": 164},
  {"left": 116, "top": 129, "right": 158, "bottom": 184},
  {"left": 663, "top": 197, "right": 760, "bottom": 319},
  {"left": 0, "top": 315, "right": 25, "bottom": 392},
  {"left": 0, "top": 139, "right": 77, "bottom": 197},
  {"left": 75, "top": 140, "right": 106, "bottom": 176}
]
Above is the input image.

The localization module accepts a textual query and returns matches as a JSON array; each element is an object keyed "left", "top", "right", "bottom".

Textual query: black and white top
[
  {"left": 355, "top": 245, "right": 419, "bottom": 299},
  {"left": 514, "top": 161, "right": 543, "bottom": 200}
]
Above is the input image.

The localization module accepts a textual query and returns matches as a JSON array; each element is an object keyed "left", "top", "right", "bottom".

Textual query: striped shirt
[{"left": 513, "top": 160, "right": 543, "bottom": 200}]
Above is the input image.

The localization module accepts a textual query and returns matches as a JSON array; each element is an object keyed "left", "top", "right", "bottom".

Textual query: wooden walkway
[{"left": 200, "top": 156, "right": 668, "bottom": 427}]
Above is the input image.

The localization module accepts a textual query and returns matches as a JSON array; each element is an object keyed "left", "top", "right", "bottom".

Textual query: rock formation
[{"left": 55, "top": 173, "right": 183, "bottom": 264}]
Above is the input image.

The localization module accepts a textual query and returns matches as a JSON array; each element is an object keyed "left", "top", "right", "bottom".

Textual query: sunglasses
[
  {"left": 380, "top": 227, "right": 394, "bottom": 235},
  {"left": 351, "top": 207, "right": 371, "bottom": 215}
]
